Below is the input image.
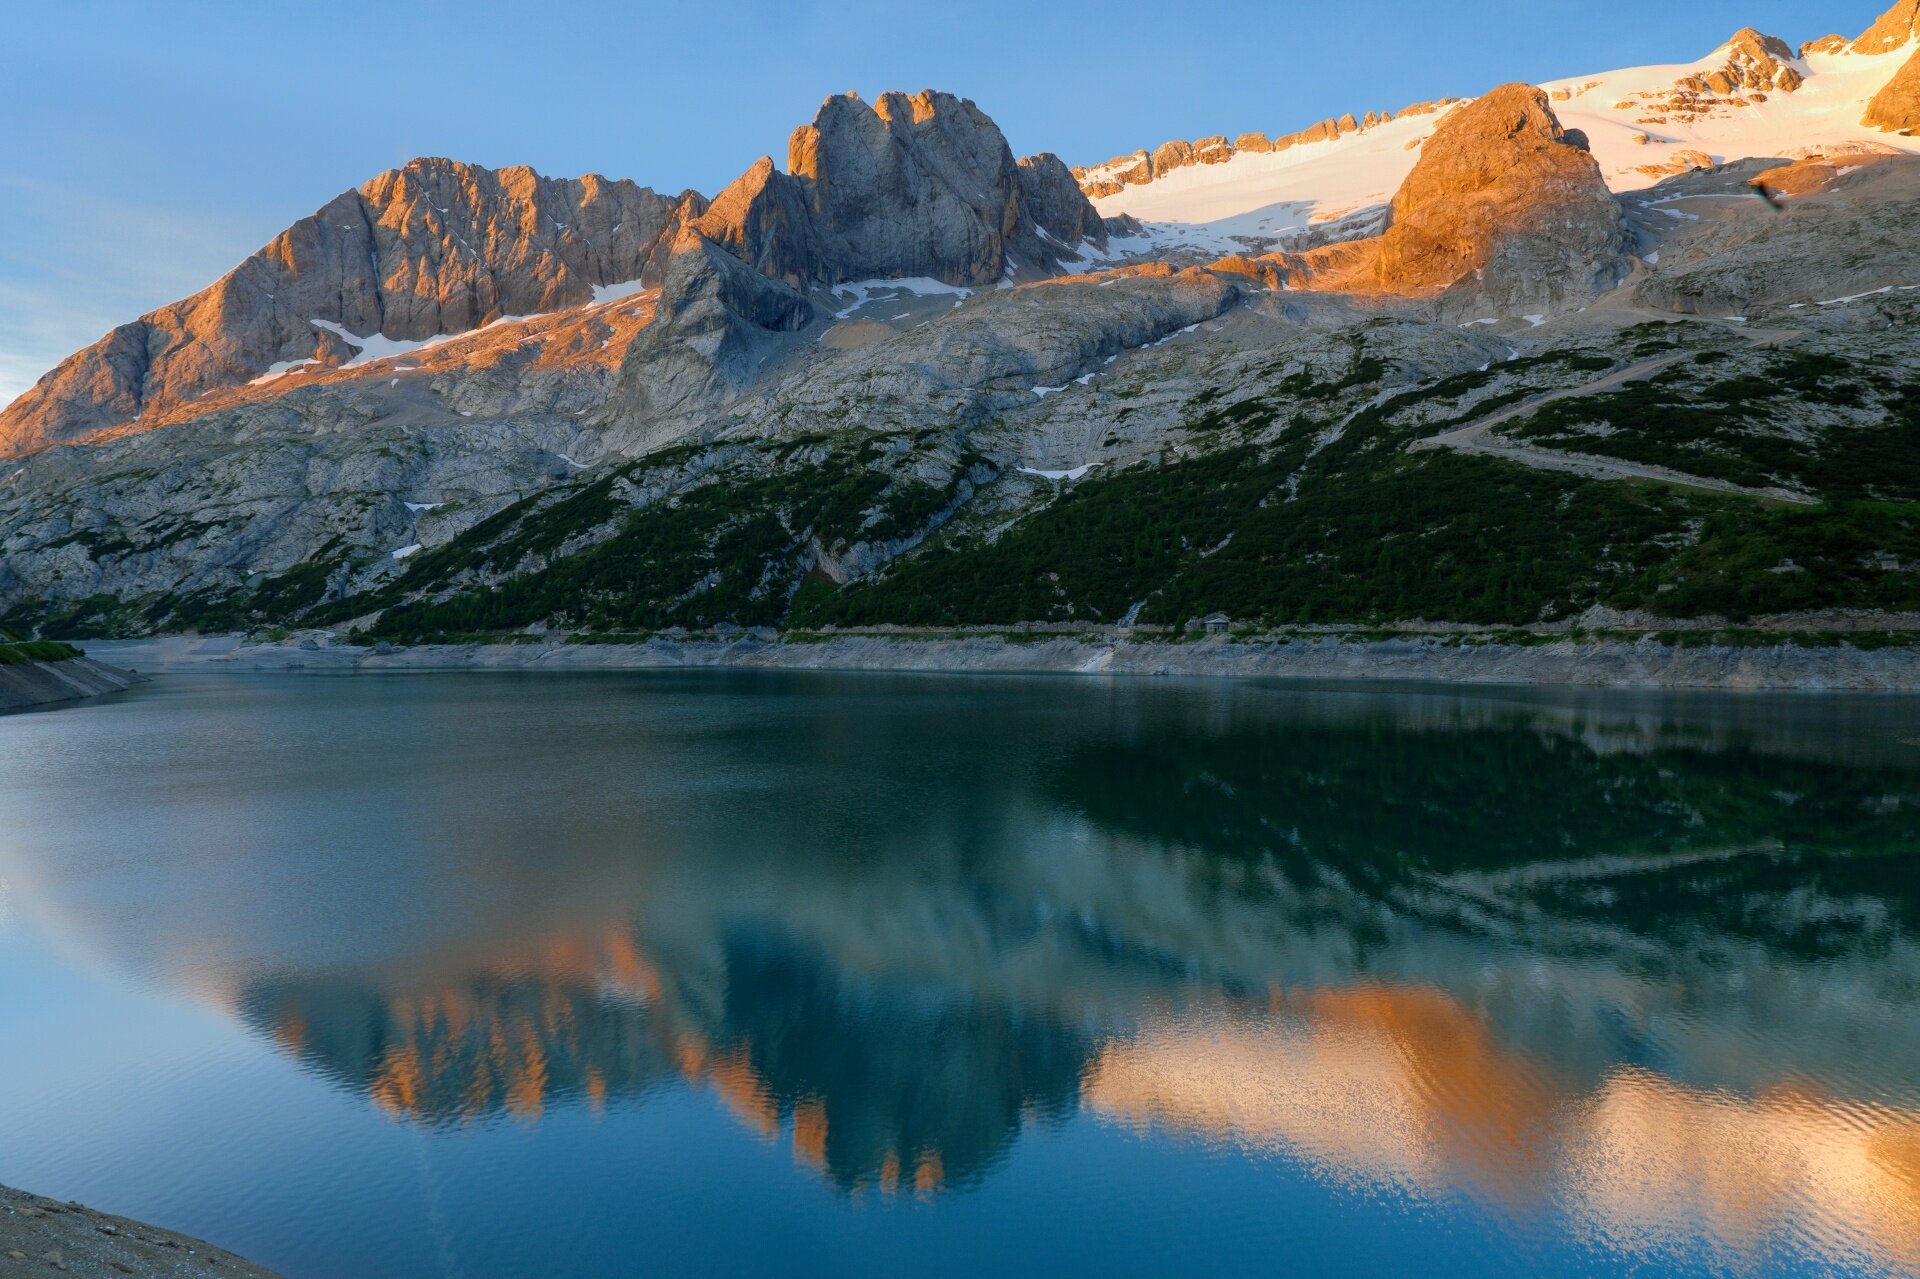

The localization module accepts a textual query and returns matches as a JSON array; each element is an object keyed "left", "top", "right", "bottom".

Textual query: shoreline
[
  {"left": 0, "top": 1183, "right": 281, "bottom": 1277},
  {"left": 82, "top": 632, "right": 1920, "bottom": 692},
  {"left": 0, "top": 655, "right": 144, "bottom": 714}
]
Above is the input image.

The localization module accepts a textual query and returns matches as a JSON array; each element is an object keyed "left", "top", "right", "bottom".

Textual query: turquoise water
[{"left": 3, "top": 670, "right": 1919, "bottom": 1278}]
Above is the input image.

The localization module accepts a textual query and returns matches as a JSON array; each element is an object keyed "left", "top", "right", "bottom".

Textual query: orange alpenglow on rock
[
  {"left": 1854, "top": 0, "right": 1920, "bottom": 53},
  {"left": 0, "top": 159, "right": 704, "bottom": 457},
  {"left": 1269, "top": 83, "right": 1629, "bottom": 303},
  {"left": 1864, "top": 47, "right": 1920, "bottom": 132}
]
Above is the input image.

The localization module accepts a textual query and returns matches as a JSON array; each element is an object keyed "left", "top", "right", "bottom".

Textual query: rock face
[
  {"left": 1277, "top": 84, "right": 1629, "bottom": 306},
  {"left": 1865, "top": 47, "right": 1920, "bottom": 132},
  {"left": 1855, "top": 0, "right": 1920, "bottom": 54},
  {"left": 689, "top": 91, "right": 1107, "bottom": 292},
  {"left": 610, "top": 228, "right": 815, "bottom": 429},
  {"left": 613, "top": 89, "right": 1111, "bottom": 432},
  {"left": 0, "top": 160, "right": 703, "bottom": 458},
  {"left": 2, "top": 91, "right": 1108, "bottom": 463}
]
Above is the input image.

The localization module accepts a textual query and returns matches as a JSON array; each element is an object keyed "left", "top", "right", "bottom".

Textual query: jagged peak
[{"left": 1719, "top": 27, "right": 1797, "bottom": 63}]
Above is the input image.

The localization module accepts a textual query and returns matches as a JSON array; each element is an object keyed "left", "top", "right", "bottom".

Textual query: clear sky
[{"left": 0, "top": 0, "right": 1893, "bottom": 405}]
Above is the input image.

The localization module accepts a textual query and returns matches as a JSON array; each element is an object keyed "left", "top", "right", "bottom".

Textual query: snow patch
[
  {"left": 830, "top": 277, "right": 974, "bottom": 320},
  {"left": 249, "top": 358, "right": 318, "bottom": 386},
  {"left": 391, "top": 544, "right": 423, "bottom": 560},
  {"left": 1020, "top": 463, "right": 1103, "bottom": 481},
  {"left": 310, "top": 319, "right": 460, "bottom": 367},
  {"left": 591, "top": 279, "right": 651, "bottom": 305}
]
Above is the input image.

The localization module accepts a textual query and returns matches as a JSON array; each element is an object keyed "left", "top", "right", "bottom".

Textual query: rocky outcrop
[
  {"left": 682, "top": 91, "right": 1107, "bottom": 296},
  {"left": 1690, "top": 29, "right": 1803, "bottom": 96},
  {"left": 610, "top": 229, "right": 815, "bottom": 428},
  {"left": 1865, "top": 47, "right": 1920, "bottom": 132},
  {"left": 1854, "top": 0, "right": 1920, "bottom": 54},
  {"left": 687, "top": 157, "right": 830, "bottom": 290},
  {"left": 1273, "top": 84, "right": 1629, "bottom": 307},
  {"left": 1016, "top": 152, "right": 1109, "bottom": 247},
  {"left": 1610, "top": 28, "right": 1803, "bottom": 127},
  {"left": 0, "top": 160, "right": 704, "bottom": 459},
  {"left": 612, "top": 90, "right": 1112, "bottom": 433}
]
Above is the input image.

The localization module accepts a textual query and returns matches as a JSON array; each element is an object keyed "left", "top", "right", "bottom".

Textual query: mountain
[
  {"left": 1268, "top": 84, "right": 1631, "bottom": 311},
  {"left": 0, "top": 89, "right": 1109, "bottom": 461},
  {"left": 716, "top": 89, "right": 1107, "bottom": 287},
  {"left": 1, "top": 4, "right": 1918, "bottom": 650},
  {"left": 0, "top": 163, "right": 705, "bottom": 457},
  {"left": 1079, "top": 15, "right": 1920, "bottom": 257}
]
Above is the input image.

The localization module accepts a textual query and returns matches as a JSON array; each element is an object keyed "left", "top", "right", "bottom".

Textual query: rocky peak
[
  {"left": 1611, "top": 27, "right": 1803, "bottom": 127},
  {"left": 1855, "top": 0, "right": 1920, "bottom": 54},
  {"left": 693, "top": 89, "right": 1106, "bottom": 291},
  {"left": 0, "top": 159, "right": 703, "bottom": 458},
  {"left": 1710, "top": 28, "right": 1804, "bottom": 90}
]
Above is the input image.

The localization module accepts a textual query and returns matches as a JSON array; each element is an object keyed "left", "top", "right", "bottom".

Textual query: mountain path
[{"left": 1409, "top": 321, "right": 1819, "bottom": 505}]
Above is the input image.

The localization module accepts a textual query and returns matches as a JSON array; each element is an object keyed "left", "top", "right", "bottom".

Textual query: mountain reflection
[{"left": 23, "top": 677, "right": 1920, "bottom": 1263}]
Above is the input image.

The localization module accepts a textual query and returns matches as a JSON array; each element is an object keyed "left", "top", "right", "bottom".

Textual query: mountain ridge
[
  {"left": 3, "top": 4, "right": 1918, "bottom": 654},
  {"left": 1074, "top": 6, "right": 1920, "bottom": 258}
]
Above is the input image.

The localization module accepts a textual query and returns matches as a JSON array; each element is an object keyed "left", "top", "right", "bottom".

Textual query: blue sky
[{"left": 0, "top": 0, "right": 1892, "bottom": 405}]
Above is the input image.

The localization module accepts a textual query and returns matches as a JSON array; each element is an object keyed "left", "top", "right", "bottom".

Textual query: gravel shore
[
  {"left": 85, "top": 632, "right": 1920, "bottom": 692},
  {"left": 0, "top": 1184, "right": 279, "bottom": 1278}
]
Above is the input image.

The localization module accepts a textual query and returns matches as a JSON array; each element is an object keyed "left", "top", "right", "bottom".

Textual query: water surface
[{"left": 3, "top": 671, "right": 1919, "bottom": 1277}]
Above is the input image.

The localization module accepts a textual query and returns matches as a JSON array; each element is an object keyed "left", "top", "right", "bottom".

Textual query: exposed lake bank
[
  {"left": 0, "top": 650, "right": 143, "bottom": 713},
  {"left": 0, "top": 1183, "right": 281, "bottom": 1278},
  {"left": 84, "top": 629, "right": 1920, "bottom": 691}
]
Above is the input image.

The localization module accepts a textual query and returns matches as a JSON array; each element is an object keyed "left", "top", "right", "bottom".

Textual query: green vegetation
[
  {"left": 0, "top": 639, "right": 83, "bottom": 665},
  {"left": 1508, "top": 356, "right": 1920, "bottom": 500},
  {"left": 16, "top": 335, "right": 1917, "bottom": 639},
  {"left": 358, "top": 435, "right": 978, "bottom": 642}
]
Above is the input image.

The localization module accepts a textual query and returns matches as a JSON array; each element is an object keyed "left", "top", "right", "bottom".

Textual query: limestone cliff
[
  {"left": 0, "top": 160, "right": 704, "bottom": 457},
  {"left": 694, "top": 90, "right": 1107, "bottom": 291}
]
